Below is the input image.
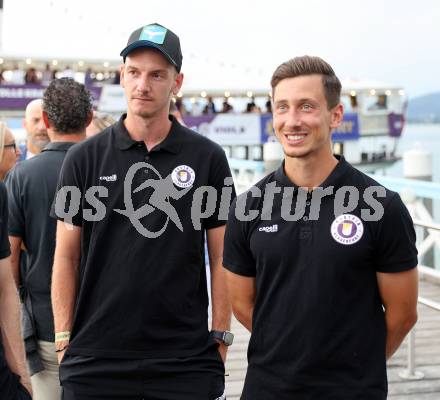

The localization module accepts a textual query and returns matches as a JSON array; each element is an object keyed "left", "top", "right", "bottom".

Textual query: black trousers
[
  {"left": 60, "top": 347, "right": 225, "bottom": 400},
  {"left": 14, "top": 385, "right": 32, "bottom": 400}
]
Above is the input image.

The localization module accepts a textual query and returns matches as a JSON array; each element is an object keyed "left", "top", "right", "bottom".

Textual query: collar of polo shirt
[{"left": 114, "top": 114, "right": 182, "bottom": 154}]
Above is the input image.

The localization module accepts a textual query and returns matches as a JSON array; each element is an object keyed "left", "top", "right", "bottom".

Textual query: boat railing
[
  {"left": 359, "top": 113, "right": 390, "bottom": 135},
  {"left": 400, "top": 261, "right": 440, "bottom": 381}
]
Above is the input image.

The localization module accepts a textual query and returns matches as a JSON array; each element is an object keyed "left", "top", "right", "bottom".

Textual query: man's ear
[
  {"left": 172, "top": 72, "right": 184, "bottom": 95},
  {"left": 119, "top": 64, "right": 125, "bottom": 88},
  {"left": 86, "top": 111, "right": 93, "bottom": 128},
  {"left": 330, "top": 103, "right": 344, "bottom": 129},
  {"left": 42, "top": 111, "right": 51, "bottom": 129}
]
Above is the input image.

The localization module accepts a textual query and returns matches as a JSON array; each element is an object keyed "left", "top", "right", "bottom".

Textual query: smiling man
[
  {"left": 51, "top": 23, "right": 233, "bottom": 400},
  {"left": 223, "top": 56, "right": 418, "bottom": 399}
]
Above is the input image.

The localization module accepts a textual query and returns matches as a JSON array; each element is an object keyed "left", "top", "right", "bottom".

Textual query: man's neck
[
  {"left": 124, "top": 112, "right": 172, "bottom": 151},
  {"left": 284, "top": 150, "right": 338, "bottom": 189},
  {"left": 26, "top": 142, "right": 41, "bottom": 156},
  {"left": 50, "top": 132, "right": 86, "bottom": 143}
]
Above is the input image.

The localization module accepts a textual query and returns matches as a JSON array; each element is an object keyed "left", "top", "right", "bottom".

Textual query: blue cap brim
[{"left": 120, "top": 41, "right": 178, "bottom": 69}]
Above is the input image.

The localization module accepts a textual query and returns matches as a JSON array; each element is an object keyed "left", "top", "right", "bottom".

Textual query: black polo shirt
[
  {"left": 6, "top": 142, "right": 77, "bottom": 342},
  {"left": 223, "top": 156, "right": 418, "bottom": 399},
  {"left": 52, "top": 114, "right": 234, "bottom": 359},
  {"left": 0, "top": 181, "right": 18, "bottom": 399}
]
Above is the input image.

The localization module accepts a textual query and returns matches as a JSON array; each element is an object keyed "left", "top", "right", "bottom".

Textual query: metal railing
[{"left": 399, "top": 220, "right": 440, "bottom": 380}]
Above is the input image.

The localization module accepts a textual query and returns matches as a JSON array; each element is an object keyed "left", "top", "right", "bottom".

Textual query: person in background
[
  {"left": 6, "top": 78, "right": 92, "bottom": 400},
  {"left": 203, "top": 97, "right": 216, "bottom": 114},
  {"left": 0, "top": 122, "right": 21, "bottom": 180},
  {"left": 265, "top": 96, "right": 272, "bottom": 113},
  {"left": 221, "top": 98, "right": 233, "bottom": 113},
  {"left": 10, "top": 65, "right": 25, "bottom": 85},
  {"left": 20, "top": 100, "right": 50, "bottom": 161},
  {"left": 24, "top": 69, "right": 39, "bottom": 85},
  {"left": 169, "top": 101, "right": 186, "bottom": 126},
  {"left": 41, "top": 65, "right": 53, "bottom": 86},
  {"left": 85, "top": 111, "right": 116, "bottom": 137},
  {"left": 245, "top": 98, "right": 256, "bottom": 113},
  {"left": 0, "top": 181, "right": 32, "bottom": 400},
  {"left": 84, "top": 68, "right": 94, "bottom": 86}
]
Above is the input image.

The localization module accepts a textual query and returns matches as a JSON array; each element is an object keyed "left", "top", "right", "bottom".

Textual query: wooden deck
[{"left": 224, "top": 279, "right": 440, "bottom": 399}]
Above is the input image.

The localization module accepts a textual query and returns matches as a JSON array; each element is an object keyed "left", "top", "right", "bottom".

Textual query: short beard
[{"left": 31, "top": 138, "right": 50, "bottom": 151}]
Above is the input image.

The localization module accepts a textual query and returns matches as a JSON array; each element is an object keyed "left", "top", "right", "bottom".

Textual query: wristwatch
[{"left": 210, "top": 330, "right": 234, "bottom": 346}]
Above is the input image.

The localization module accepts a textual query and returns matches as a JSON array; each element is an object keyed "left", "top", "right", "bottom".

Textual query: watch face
[{"left": 224, "top": 331, "right": 234, "bottom": 346}]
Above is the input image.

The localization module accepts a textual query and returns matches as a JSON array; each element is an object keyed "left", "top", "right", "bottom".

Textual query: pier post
[
  {"left": 403, "top": 147, "right": 434, "bottom": 267},
  {"left": 398, "top": 328, "right": 424, "bottom": 380},
  {"left": 263, "top": 140, "right": 283, "bottom": 174}
]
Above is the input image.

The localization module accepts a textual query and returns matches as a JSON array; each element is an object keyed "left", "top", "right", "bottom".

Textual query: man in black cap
[{"left": 51, "top": 23, "right": 233, "bottom": 399}]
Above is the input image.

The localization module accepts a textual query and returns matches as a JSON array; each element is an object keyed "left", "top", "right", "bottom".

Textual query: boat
[
  {"left": 178, "top": 80, "right": 406, "bottom": 174},
  {"left": 0, "top": 55, "right": 406, "bottom": 173}
]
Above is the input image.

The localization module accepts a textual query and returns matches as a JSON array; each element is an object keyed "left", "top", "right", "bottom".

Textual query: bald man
[{"left": 22, "top": 99, "right": 50, "bottom": 160}]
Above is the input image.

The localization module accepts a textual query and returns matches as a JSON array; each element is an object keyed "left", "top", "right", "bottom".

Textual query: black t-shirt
[
  {"left": 52, "top": 115, "right": 234, "bottom": 359},
  {"left": 0, "top": 181, "right": 20, "bottom": 399},
  {"left": 223, "top": 156, "right": 418, "bottom": 399},
  {"left": 6, "top": 142, "right": 76, "bottom": 342}
]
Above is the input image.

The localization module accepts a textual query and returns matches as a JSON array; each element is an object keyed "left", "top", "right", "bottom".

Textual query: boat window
[
  {"left": 341, "top": 94, "right": 358, "bottom": 113},
  {"left": 366, "top": 94, "right": 388, "bottom": 112}
]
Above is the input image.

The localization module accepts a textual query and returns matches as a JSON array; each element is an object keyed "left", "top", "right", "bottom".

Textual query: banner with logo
[
  {"left": 183, "top": 114, "right": 262, "bottom": 145},
  {"left": 332, "top": 113, "right": 360, "bottom": 141}
]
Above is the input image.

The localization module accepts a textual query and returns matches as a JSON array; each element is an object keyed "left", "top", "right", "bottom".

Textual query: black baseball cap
[{"left": 120, "top": 23, "right": 183, "bottom": 72}]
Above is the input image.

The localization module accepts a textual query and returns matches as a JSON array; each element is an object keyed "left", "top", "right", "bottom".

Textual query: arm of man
[
  {"left": 225, "top": 270, "right": 256, "bottom": 333},
  {"left": 8, "top": 235, "right": 22, "bottom": 288},
  {"left": 376, "top": 267, "right": 418, "bottom": 359},
  {"left": 0, "top": 256, "right": 32, "bottom": 396},
  {"left": 207, "top": 225, "right": 231, "bottom": 363},
  {"left": 51, "top": 221, "right": 81, "bottom": 363}
]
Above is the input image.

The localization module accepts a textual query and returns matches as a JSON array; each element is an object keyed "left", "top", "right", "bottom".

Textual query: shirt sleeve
[
  {"left": 374, "top": 193, "right": 418, "bottom": 273},
  {"left": 4, "top": 166, "right": 25, "bottom": 238},
  {"left": 0, "top": 182, "right": 11, "bottom": 259},
  {"left": 203, "top": 145, "right": 236, "bottom": 230},
  {"left": 50, "top": 146, "right": 84, "bottom": 227},
  {"left": 223, "top": 197, "right": 256, "bottom": 277}
]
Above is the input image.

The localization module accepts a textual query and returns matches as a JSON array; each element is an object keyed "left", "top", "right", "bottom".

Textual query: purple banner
[
  {"left": 182, "top": 115, "right": 215, "bottom": 132},
  {"left": 0, "top": 84, "right": 103, "bottom": 110},
  {"left": 332, "top": 113, "right": 360, "bottom": 141},
  {"left": 388, "top": 113, "right": 405, "bottom": 137}
]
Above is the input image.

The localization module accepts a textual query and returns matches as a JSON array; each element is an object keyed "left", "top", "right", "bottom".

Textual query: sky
[{"left": 1, "top": 0, "right": 439, "bottom": 98}]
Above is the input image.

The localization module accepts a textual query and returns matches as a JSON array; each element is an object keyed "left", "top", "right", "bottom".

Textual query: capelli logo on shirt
[
  {"left": 259, "top": 224, "right": 278, "bottom": 233},
  {"left": 99, "top": 174, "right": 117, "bottom": 182}
]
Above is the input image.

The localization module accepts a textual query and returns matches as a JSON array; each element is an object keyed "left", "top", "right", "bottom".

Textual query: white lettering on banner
[
  {"left": 200, "top": 114, "right": 261, "bottom": 145},
  {"left": 0, "top": 87, "right": 45, "bottom": 98}
]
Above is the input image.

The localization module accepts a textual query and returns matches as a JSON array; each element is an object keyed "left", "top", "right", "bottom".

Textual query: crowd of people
[
  {"left": 0, "top": 64, "right": 120, "bottom": 86},
  {"left": 0, "top": 22, "right": 419, "bottom": 400}
]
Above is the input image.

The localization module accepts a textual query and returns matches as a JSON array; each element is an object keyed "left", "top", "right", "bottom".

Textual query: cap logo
[
  {"left": 330, "top": 214, "right": 364, "bottom": 245},
  {"left": 172, "top": 165, "right": 195, "bottom": 188},
  {"left": 140, "top": 24, "right": 167, "bottom": 44}
]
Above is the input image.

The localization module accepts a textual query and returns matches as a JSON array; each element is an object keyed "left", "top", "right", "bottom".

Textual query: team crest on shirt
[
  {"left": 330, "top": 214, "right": 364, "bottom": 245},
  {"left": 171, "top": 165, "right": 195, "bottom": 188}
]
